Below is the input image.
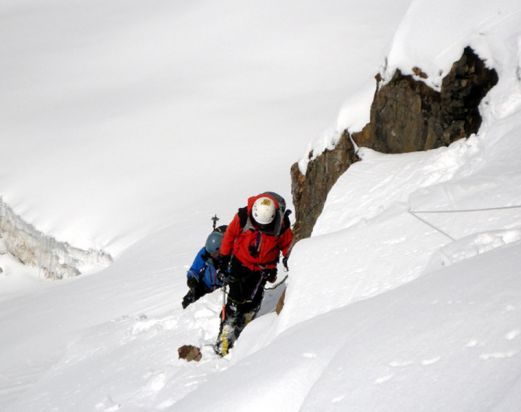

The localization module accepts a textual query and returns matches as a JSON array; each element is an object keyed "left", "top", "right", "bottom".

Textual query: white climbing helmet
[{"left": 252, "top": 196, "right": 276, "bottom": 225}]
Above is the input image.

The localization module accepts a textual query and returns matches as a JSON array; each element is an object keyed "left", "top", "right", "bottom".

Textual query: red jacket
[{"left": 220, "top": 194, "right": 293, "bottom": 271}]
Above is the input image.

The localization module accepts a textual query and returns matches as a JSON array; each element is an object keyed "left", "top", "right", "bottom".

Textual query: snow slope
[
  {"left": 2, "top": 0, "right": 521, "bottom": 411},
  {"left": 0, "top": 0, "right": 411, "bottom": 409},
  {"left": 176, "top": 242, "right": 521, "bottom": 411},
  {"left": 174, "top": 1, "right": 521, "bottom": 410},
  {"left": 0, "top": 0, "right": 410, "bottom": 254}
]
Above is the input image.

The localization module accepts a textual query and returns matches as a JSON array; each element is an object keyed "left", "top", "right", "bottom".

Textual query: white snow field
[
  {"left": 0, "top": 0, "right": 409, "bottom": 255},
  {"left": 2, "top": 0, "right": 521, "bottom": 411}
]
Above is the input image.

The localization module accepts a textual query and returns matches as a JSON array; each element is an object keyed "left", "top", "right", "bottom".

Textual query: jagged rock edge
[
  {"left": 0, "top": 197, "right": 112, "bottom": 279},
  {"left": 291, "top": 47, "right": 498, "bottom": 243}
]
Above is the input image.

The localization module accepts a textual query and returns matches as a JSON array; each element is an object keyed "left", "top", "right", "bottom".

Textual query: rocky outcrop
[
  {"left": 0, "top": 197, "right": 112, "bottom": 279},
  {"left": 290, "top": 131, "right": 359, "bottom": 241},
  {"left": 291, "top": 47, "right": 498, "bottom": 242},
  {"left": 356, "top": 47, "right": 498, "bottom": 152}
]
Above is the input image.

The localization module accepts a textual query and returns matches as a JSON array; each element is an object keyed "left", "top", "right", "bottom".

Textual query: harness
[{"left": 220, "top": 202, "right": 291, "bottom": 303}]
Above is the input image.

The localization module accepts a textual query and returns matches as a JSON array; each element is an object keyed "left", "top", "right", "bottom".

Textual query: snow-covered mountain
[{"left": 1, "top": 0, "right": 521, "bottom": 411}]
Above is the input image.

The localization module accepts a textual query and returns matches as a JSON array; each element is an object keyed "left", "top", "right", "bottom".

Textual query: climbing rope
[
  {"left": 410, "top": 205, "right": 521, "bottom": 214},
  {"left": 408, "top": 204, "right": 521, "bottom": 241},
  {"left": 408, "top": 209, "right": 456, "bottom": 241}
]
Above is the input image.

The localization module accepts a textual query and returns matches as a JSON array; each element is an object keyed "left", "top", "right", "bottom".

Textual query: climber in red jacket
[{"left": 214, "top": 192, "right": 293, "bottom": 356}]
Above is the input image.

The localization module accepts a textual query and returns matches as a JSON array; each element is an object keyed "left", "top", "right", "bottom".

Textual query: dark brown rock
[
  {"left": 290, "top": 130, "right": 359, "bottom": 242},
  {"left": 358, "top": 46, "right": 498, "bottom": 153},
  {"left": 178, "top": 345, "right": 202, "bottom": 362},
  {"left": 290, "top": 47, "right": 498, "bottom": 242},
  {"left": 412, "top": 66, "right": 428, "bottom": 79}
]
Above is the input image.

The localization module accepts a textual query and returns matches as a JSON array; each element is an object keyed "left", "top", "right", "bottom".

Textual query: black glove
[
  {"left": 218, "top": 270, "right": 237, "bottom": 285},
  {"left": 263, "top": 268, "right": 277, "bottom": 283},
  {"left": 217, "top": 270, "right": 226, "bottom": 283},
  {"left": 282, "top": 256, "right": 289, "bottom": 271},
  {"left": 216, "top": 255, "right": 230, "bottom": 273},
  {"left": 187, "top": 276, "right": 199, "bottom": 290},
  {"left": 182, "top": 290, "right": 195, "bottom": 309}
]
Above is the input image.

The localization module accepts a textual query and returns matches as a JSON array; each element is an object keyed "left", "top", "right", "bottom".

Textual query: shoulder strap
[
  {"left": 238, "top": 207, "right": 258, "bottom": 233},
  {"left": 281, "top": 209, "right": 292, "bottom": 232},
  {"left": 238, "top": 207, "right": 249, "bottom": 229}
]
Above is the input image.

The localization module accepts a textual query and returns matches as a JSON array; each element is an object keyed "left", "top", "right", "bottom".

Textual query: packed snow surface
[{"left": 2, "top": 0, "right": 521, "bottom": 411}]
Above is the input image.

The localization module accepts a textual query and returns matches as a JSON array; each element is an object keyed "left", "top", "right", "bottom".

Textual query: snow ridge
[{"left": 0, "top": 197, "right": 112, "bottom": 279}]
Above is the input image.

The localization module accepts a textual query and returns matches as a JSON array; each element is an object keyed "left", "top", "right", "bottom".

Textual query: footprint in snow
[
  {"left": 131, "top": 317, "right": 178, "bottom": 335},
  {"left": 145, "top": 372, "right": 167, "bottom": 393},
  {"left": 421, "top": 357, "right": 441, "bottom": 366},
  {"left": 480, "top": 351, "right": 517, "bottom": 360},
  {"left": 465, "top": 339, "right": 481, "bottom": 348},
  {"left": 331, "top": 395, "right": 345, "bottom": 403},
  {"left": 389, "top": 360, "right": 413, "bottom": 367},
  {"left": 374, "top": 374, "right": 393, "bottom": 384},
  {"left": 157, "top": 399, "right": 175, "bottom": 410},
  {"left": 95, "top": 396, "right": 121, "bottom": 411}
]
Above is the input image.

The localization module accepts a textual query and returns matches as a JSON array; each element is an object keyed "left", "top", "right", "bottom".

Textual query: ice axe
[{"left": 211, "top": 214, "right": 219, "bottom": 230}]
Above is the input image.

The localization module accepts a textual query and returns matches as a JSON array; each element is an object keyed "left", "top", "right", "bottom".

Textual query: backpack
[
  {"left": 214, "top": 224, "right": 228, "bottom": 234},
  {"left": 202, "top": 225, "right": 228, "bottom": 261}
]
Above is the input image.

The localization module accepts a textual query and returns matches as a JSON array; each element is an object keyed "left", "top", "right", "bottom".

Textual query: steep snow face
[
  {"left": 177, "top": 243, "right": 521, "bottom": 412},
  {"left": 176, "top": 1, "right": 521, "bottom": 411},
  {"left": 0, "top": 1, "right": 413, "bottom": 409},
  {"left": 281, "top": 127, "right": 521, "bottom": 331},
  {"left": 0, "top": 0, "right": 411, "bottom": 256},
  {"left": 283, "top": 0, "right": 521, "bottom": 335},
  {"left": 2, "top": 1, "right": 521, "bottom": 411}
]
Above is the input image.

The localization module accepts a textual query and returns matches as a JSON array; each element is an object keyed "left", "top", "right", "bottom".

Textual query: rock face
[
  {"left": 290, "top": 132, "right": 359, "bottom": 242},
  {"left": 0, "top": 197, "right": 112, "bottom": 279},
  {"left": 356, "top": 47, "right": 499, "bottom": 153},
  {"left": 291, "top": 47, "right": 498, "bottom": 242}
]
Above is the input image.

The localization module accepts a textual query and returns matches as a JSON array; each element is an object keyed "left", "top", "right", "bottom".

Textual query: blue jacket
[{"left": 187, "top": 248, "right": 223, "bottom": 291}]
